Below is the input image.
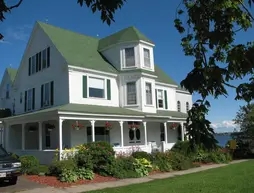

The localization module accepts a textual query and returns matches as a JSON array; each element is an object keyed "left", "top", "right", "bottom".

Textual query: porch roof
[{"left": 1, "top": 103, "right": 187, "bottom": 121}]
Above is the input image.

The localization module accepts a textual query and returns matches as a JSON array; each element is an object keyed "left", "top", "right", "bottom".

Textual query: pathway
[{"left": 16, "top": 160, "right": 247, "bottom": 193}]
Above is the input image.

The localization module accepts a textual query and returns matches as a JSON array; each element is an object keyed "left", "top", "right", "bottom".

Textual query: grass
[{"left": 87, "top": 160, "right": 254, "bottom": 193}]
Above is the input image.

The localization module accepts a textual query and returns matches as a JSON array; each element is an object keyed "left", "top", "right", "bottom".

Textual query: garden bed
[{"left": 25, "top": 174, "right": 118, "bottom": 188}]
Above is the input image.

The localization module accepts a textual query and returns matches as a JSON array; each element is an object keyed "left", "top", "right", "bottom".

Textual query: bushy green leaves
[{"left": 175, "top": 0, "right": 254, "bottom": 149}]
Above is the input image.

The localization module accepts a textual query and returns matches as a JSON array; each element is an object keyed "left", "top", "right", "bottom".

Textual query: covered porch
[{"left": 0, "top": 104, "right": 188, "bottom": 164}]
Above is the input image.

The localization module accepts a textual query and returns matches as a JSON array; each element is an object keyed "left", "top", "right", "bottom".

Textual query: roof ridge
[{"left": 37, "top": 21, "right": 100, "bottom": 41}]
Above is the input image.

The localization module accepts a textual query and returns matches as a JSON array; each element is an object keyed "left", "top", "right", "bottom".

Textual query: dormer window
[
  {"left": 143, "top": 48, "right": 151, "bottom": 68},
  {"left": 125, "top": 47, "right": 135, "bottom": 67}
]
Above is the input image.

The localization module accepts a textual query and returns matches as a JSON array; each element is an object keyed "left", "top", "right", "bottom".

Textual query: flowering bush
[{"left": 105, "top": 121, "right": 112, "bottom": 130}]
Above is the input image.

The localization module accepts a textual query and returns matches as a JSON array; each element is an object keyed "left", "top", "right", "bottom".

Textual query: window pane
[
  {"left": 32, "top": 56, "right": 36, "bottom": 74},
  {"left": 177, "top": 101, "right": 181, "bottom": 112},
  {"left": 89, "top": 88, "right": 104, "bottom": 98},
  {"left": 144, "top": 48, "right": 150, "bottom": 67},
  {"left": 125, "top": 48, "right": 135, "bottom": 67},
  {"left": 89, "top": 77, "right": 104, "bottom": 89},
  {"left": 27, "top": 89, "right": 32, "bottom": 110},
  {"left": 145, "top": 83, "right": 152, "bottom": 105},
  {"left": 127, "top": 82, "right": 136, "bottom": 105},
  {"left": 44, "top": 83, "right": 50, "bottom": 105},
  {"left": 42, "top": 49, "right": 47, "bottom": 69}
]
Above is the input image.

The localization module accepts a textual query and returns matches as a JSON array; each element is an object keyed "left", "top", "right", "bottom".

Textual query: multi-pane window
[
  {"left": 177, "top": 101, "right": 181, "bottom": 112},
  {"left": 6, "top": 84, "right": 9, "bottom": 99},
  {"left": 145, "top": 82, "right": 152, "bottom": 105},
  {"left": 29, "top": 47, "right": 50, "bottom": 76},
  {"left": 143, "top": 48, "right": 151, "bottom": 67},
  {"left": 157, "top": 89, "right": 164, "bottom": 108},
  {"left": 89, "top": 77, "right": 105, "bottom": 98},
  {"left": 126, "top": 82, "right": 137, "bottom": 105},
  {"left": 27, "top": 89, "right": 33, "bottom": 111},
  {"left": 41, "top": 81, "right": 54, "bottom": 108},
  {"left": 186, "top": 102, "right": 189, "bottom": 112},
  {"left": 125, "top": 47, "right": 135, "bottom": 67}
]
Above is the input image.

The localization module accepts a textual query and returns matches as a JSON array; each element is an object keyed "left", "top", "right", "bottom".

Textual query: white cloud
[
  {"left": 211, "top": 120, "right": 240, "bottom": 133},
  {"left": 3, "top": 24, "right": 32, "bottom": 43}
]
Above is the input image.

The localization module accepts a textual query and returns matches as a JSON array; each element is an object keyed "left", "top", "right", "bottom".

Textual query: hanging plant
[
  {"left": 171, "top": 123, "right": 179, "bottom": 130},
  {"left": 128, "top": 123, "right": 139, "bottom": 131},
  {"left": 72, "top": 121, "right": 84, "bottom": 130},
  {"left": 45, "top": 123, "right": 55, "bottom": 132},
  {"left": 105, "top": 121, "right": 112, "bottom": 131}
]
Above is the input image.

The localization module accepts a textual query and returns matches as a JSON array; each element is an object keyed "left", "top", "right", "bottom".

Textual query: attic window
[
  {"left": 124, "top": 47, "right": 135, "bottom": 67},
  {"left": 143, "top": 48, "right": 151, "bottom": 67},
  {"left": 6, "top": 84, "right": 10, "bottom": 99}
]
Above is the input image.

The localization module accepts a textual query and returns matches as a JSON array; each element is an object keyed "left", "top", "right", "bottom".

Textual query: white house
[{"left": 0, "top": 22, "right": 192, "bottom": 164}]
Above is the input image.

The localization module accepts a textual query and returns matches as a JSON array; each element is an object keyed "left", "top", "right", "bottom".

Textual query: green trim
[
  {"left": 82, "top": 76, "right": 87, "bottom": 98},
  {"left": 107, "top": 79, "right": 111, "bottom": 100},
  {"left": 164, "top": 90, "right": 168, "bottom": 109}
]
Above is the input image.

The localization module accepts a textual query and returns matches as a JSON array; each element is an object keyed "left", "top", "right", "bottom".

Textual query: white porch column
[
  {"left": 164, "top": 122, "right": 168, "bottom": 144},
  {"left": 59, "top": 118, "right": 64, "bottom": 160},
  {"left": 38, "top": 122, "right": 42, "bottom": 150},
  {"left": 90, "top": 120, "right": 95, "bottom": 142},
  {"left": 22, "top": 123, "right": 25, "bottom": 150},
  {"left": 143, "top": 122, "right": 147, "bottom": 146},
  {"left": 119, "top": 121, "right": 124, "bottom": 147},
  {"left": 180, "top": 122, "right": 184, "bottom": 141}
]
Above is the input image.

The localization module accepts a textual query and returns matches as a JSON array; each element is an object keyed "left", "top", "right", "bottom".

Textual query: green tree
[
  {"left": 1, "top": 0, "right": 254, "bottom": 150},
  {"left": 234, "top": 103, "right": 254, "bottom": 137}
]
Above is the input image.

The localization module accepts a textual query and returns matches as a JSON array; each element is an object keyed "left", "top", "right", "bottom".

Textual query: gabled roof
[
  {"left": 38, "top": 22, "right": 118, "bottom": 74},
  {"left": 6, "top": 68, "right": 17, "bottom": 82},
  {"left": 98, "top": 26, "right": 153, "bottom": 51}
]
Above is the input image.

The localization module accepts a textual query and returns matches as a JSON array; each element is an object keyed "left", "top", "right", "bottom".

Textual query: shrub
[
  {"left": 74, "top": 150, "right": 93, "bottom": 170},
  {"left": 110, "top": 156, "right": 140, "bottom": 179},
  {"left": 10, "top": 153, "right": 20, "bottom": 160},
  {"left": 48, "top": 159, "right": 77, "bottom": 176},
  {"left": 76, "top": 168, "right": 94, "bottom": 180},
  {"left": 19, "top": 155, "right": 39, "bottom": 174},
  {"left": 85, "top": 141, "right": 115, "bottom": 176},
  {"left": 171, "top": 141, "right": 192, "bottom": 156},
  {"left": 26, "top": 165, "right": 49, "bottom": 175},
  {"left": 59, "top": 169, "right": 78, "bottom": 183},
  {"left": 133, "top": 158, "right": 153, "bottom": 177},
  {"left": 151, "top": 152, "right": 172, "bottom": 172},
  {"left": 132, "top": 151, "right": 152, "bottom": 161},
  {"left": 166, "top": 151, "right": 194, "bottom": 171}
]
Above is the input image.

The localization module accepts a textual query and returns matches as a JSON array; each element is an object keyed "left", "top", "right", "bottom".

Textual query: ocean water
[{"left": 215, "top": 134, "right": 232, "bottom": 147}]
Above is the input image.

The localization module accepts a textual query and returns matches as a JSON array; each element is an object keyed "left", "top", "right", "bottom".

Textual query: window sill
[
  {"left": 144, "top": 104, "right": 154, "bottom": 107},
  {"left": 124, "top": 104, "right": 139, "bottom": 108},
  {"left": 88, "top": 97, "right": 107, "bottom": 100},
  {"left": 122, "top": 66, "right": 137, "bottom": 70}
]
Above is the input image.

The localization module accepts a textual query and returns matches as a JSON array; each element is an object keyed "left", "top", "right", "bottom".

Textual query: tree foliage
[
  {"left": 1, "top": 0, "right": 254, "bottom": 150},
  {"left": 234, "top": 103, "right": 254, "bottom": 136}
]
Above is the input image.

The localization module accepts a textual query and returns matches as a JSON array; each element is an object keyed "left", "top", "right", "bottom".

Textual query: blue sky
[{"left": 0, "top": 0, "right": 252, "bottom": 132}]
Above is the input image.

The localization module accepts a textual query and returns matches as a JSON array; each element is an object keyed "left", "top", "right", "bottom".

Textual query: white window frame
[
  {"left": 27, "top": 89, "right": 33, "bottom": 111},
  {"left": 42, "top": 82, "right": 51, "bottom": 107},
  {"left": 126, "top": 81, "right": 137, "bottom": 105},
  {"left": 124, "top": 47, "right": 135, "bottom": 68},
  {"left": 88, "top": 77, "right": 105, "bottom": 99},
  {"left": 157, "top": 89, "right": 164, "bottom": 109},
  {"left": 143, "top": 48, "right": 151, "bottom": 68},
  {"left": 145, "top": 82, "right": 152, "bottom": 105}
]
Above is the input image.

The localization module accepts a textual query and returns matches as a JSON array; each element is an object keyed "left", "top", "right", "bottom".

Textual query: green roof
[
  {"left": 38, "top": 22, "right": 118, "bottom": 74},
  {"left": 6, "top": 68, "right": 17, "bottom": 82},
  {"left": 2, "top": 103, "right": 187, "bottom": 120},
  {"left": 154, "top": 65, "right": 178, "bottom": 85},
  {"left": 98, "top": 26, "right": 153, "bottom": 50}
]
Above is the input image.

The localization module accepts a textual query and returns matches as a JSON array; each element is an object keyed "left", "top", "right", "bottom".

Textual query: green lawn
[{"left": 88, "top": 161, "right": 254, "bottom": 193}]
